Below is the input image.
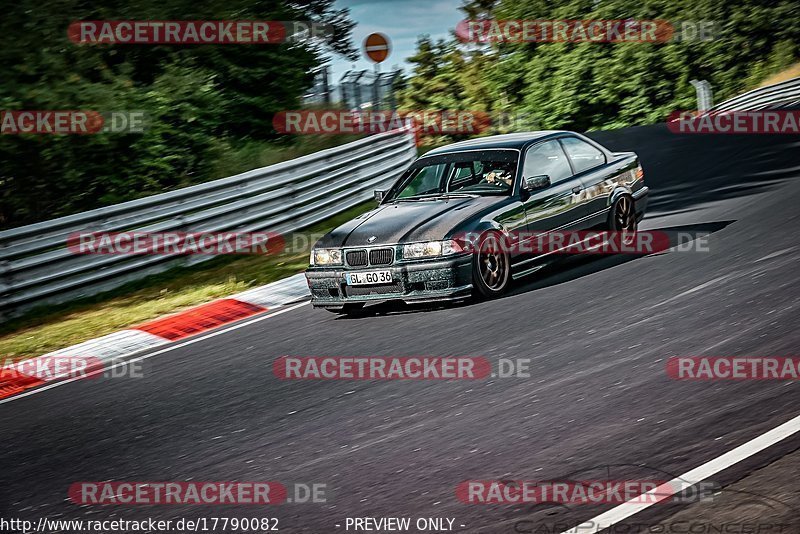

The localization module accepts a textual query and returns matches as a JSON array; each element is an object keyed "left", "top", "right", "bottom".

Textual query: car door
[
  {"left": 559, "top": 136, "right": 611, "bottom": 227},
  {"left": 520, "top": 139, "right": 588, "bottom": 233},
  {"left": 451, "top": 154, "right": 528, "bottom": 262}
]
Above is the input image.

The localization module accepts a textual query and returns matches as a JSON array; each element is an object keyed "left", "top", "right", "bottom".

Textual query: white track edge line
[
  {"left": 560, "top": 411, "right": 800, "bottom": 533},
  {"left": 0, "top": 301, "right": 309, "bottom": 405}
]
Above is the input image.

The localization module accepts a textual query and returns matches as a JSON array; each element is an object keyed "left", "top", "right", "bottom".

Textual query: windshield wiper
[
  {"left": 390, "top": 197, "right": 434, "bottom": 202},
  {"left": 439, "top": 192, "right": 479, "bottom": 198}
]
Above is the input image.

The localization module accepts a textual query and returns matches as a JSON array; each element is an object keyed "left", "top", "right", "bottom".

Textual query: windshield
[{"left": 385, "top": 150, "right": 519, "bottom": 201}]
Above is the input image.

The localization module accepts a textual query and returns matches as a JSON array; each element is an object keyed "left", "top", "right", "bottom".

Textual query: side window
[
  {"left": 397, "top": 163, "right": 445, "bottom": 198},
  {"left": 560, "top": 137, "right": 606, "bottom": 174},
  {"left": 523, "top": 140, "right": 572, "bottom": 184},
  {"left": 448, "top": 162, "right": 477, "bottom": 189},
  {"left": 447, "top": 160, "right": 486, "bottom": 190}
]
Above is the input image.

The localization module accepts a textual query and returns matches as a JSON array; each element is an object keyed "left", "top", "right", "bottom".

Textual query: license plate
[{"left": 346, "top": 270, "right": 392, "bottom": 285}]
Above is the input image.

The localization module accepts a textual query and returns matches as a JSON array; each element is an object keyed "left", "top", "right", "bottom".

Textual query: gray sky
[{"left": 328, "top": 0, "right": 465, "bottom": 82}]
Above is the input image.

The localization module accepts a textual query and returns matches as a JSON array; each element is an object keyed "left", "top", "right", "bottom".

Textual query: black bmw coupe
[{"left": 305, "top": 131, "right": 648, "bottom": 313}]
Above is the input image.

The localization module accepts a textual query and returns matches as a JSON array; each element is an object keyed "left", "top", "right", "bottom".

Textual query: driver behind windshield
[
  {"left": 482, "top": 163, "right": 514, "bottom": 188},
  {"left": 388, "top": 151, "right": 519, "bottom": 201}
]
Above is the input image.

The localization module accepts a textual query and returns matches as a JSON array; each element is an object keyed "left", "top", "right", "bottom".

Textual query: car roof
[{"left": 422, "top": 131, "right": 571, "bottom": 156}]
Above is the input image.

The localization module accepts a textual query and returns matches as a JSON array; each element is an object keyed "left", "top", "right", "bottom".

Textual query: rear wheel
[
  {"left": 609, "top": 194, "right": 637, "bottom": 245},
  {"left": 472, "top": 232, "right": 510, "bottom": 298}
]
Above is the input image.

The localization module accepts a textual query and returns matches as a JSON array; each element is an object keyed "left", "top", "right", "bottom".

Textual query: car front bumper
[{"left": 305, "top": 254, "right": 474, "bottom": 308}]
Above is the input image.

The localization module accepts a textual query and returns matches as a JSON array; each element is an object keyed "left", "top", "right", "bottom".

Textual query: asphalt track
[{"left": 1, "top": 124, "right": 799, "bottom": 533}]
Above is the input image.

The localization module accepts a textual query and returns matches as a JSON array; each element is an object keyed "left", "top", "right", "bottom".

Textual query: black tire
[
  {"left": 472, "top": 232, "right": 511, "bottom": 298},
  {"left": 608, "top": 194, "right": 638, "bottom": 246},
  {"left": 608, "top": 194, "right": 637, "bottom": 232},
  {"left": 325, "top": 303, "right": 365, "bottom": 315}
]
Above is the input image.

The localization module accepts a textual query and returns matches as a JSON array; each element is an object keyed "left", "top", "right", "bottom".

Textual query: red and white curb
[{"left": 0, "top": 273, "right": 310, "bottom": 400}]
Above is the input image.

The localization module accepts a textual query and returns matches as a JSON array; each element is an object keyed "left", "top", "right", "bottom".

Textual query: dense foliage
[
  {"left": 0, "top": 0, "right": 355, "bottom": 229},
  {"left": 3, "top": 0, "right": 797, "bottom": 229},
  {"left": 398, "top": 0, "right": 800, "bottom": 132}
]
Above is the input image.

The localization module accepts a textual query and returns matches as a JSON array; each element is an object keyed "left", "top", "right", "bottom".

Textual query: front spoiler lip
[
  {"left": 306, "top": 254, "right": 473, "bottom": 306},
  {"left": 312, "top": 284, "right": 474, "bottom": 308}
]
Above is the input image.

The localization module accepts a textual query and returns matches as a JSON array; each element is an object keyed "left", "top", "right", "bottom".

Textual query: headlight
[
  {"left": 312, "top": 248, "right": 343, "bottom": 265},
  {"left": 403, "top": 240, "right": 463, "bottom": 259},
  {"left": 442, "top": 239, "right": 463, "bottom": 255}
]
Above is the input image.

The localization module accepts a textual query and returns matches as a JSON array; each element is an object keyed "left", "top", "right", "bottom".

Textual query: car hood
[{"left": 317, "top": 196, "right": 500, "bottom": 248}]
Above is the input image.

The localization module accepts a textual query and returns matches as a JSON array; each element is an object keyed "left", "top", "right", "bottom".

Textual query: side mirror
[
  {"left": 374, "top": 189, "right": 385, "bottom": 203},
  {"left": 523, "top": 175, "right": 551, "bottom": 191}
]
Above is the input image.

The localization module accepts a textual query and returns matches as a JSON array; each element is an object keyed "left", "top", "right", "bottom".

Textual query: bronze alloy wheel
[{"left": 473, "top": 232, "right": 510, "bottom": 297}]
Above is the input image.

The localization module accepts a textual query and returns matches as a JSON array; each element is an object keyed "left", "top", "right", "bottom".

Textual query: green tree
[
  {"left": 401, "top": 0, "right": 800, "bottom": 135},
  {"left": 0, "top": 0, "right": 355, "bottom": 228}
]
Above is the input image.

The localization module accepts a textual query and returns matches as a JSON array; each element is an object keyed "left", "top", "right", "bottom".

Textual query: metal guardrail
[
  {"left": 0, "top": 128, "right": 417, "bottom": 319},
  {"left": 708, "top": 76, "right": 800, "bottom": 112}
]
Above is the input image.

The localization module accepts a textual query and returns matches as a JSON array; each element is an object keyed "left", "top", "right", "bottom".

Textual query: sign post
[{"left": 363, "top": 33, "right": 391, "bottom": 110}]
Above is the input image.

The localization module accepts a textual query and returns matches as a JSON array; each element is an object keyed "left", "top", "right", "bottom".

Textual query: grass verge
[{"left": 758, "top": 62, "right": 800, "bottom": 88}]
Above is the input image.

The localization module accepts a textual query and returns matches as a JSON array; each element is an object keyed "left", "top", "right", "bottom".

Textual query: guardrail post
[
  {"left": 690, "top": 79, "right": 713, "bottom": 111},
  {"left": 0, "top": 260, "right": 10, "bottom": 322}
]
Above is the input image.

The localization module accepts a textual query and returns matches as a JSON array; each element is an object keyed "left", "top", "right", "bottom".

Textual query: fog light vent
[{"left": 425, "top": 280, "right": 449, "bottom": 291}]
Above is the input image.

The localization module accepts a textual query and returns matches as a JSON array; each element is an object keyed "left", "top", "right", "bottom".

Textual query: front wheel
[{"left": 472, "top": 232, "right": 511, "bottom": 299}]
